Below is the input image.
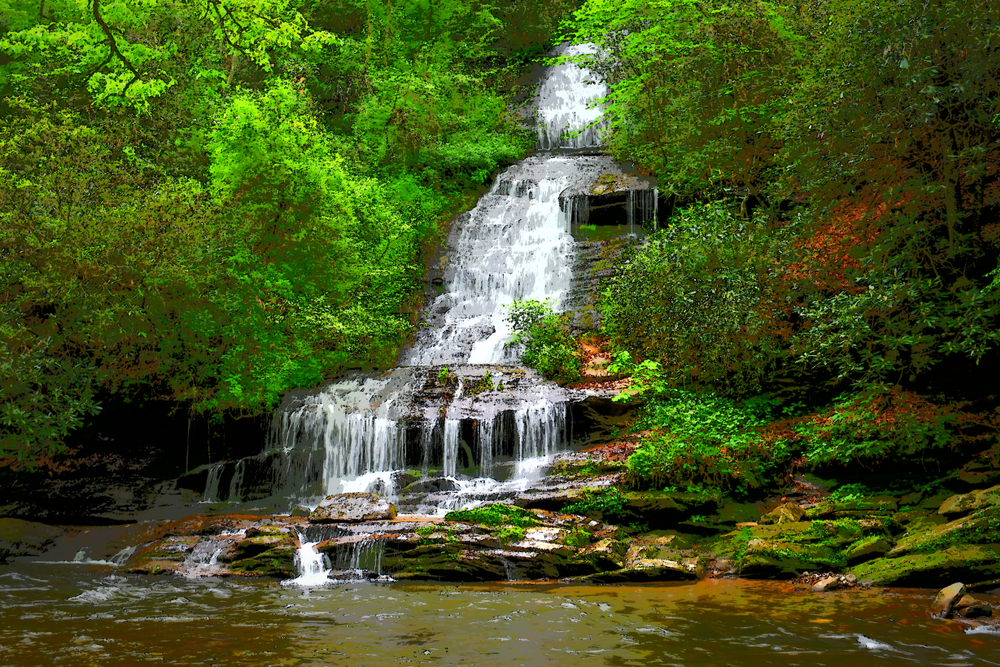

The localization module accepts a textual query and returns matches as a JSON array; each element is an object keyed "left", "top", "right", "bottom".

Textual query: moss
[
  {"left": 228, "top": 546, "right": 296, "bottom": 578},
  {"left": 844, "top": 535, "right": 893, "bottom": 565},
  {"left": 495, "top": 525, "right": 526, "bottom": 544},
  {"left": 889, "top": 509, "right": 1000, "bottom": 556},
  {"left": 445, "top": 503, "right": 541, "bottom": 528},
  {"left": 851, "top": 545, "right": 1000, "bottom": 587}
]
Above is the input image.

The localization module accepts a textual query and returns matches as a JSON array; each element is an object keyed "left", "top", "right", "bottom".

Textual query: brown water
[{"left": 0, "top": 564, "right": 996, "bottom": 666}]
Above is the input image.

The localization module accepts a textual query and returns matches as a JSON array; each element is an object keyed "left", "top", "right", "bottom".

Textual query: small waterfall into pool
[{"left": 286, "top": 533, "right": 331, "bottom": 587}]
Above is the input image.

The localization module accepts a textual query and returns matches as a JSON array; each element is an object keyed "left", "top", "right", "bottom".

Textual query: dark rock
[
  {"left": 309, "top": 493, "right": 397, "bottom": 523},
  {"left": 401, "top": 478, "right": 461, "bottom": 495},
  {"left": 930, "top": 582, "right": 967, "bottom": 618},
  {"left": 959, "top": 604, "right": 994, "bottom": 619},
  {"left": 0, "top": 518, "right": 64, "bottom": 562}
]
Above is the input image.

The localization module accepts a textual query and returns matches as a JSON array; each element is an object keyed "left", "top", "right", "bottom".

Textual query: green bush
[
  {"left": 444, "top": 503, "right": 540, "bottom": 528},
  {"left": 563, "top": 487, "right": 628, "bottom": 521},
  {"left": 625, "top": 390, "right": 789, "bottom": 493},
  {"left": 505, "top": 300, "right": 581, "bottom": 384}
]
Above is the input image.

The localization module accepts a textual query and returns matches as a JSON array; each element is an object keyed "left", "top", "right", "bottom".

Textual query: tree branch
[{"left": 91, "top": 0, "right": 140, "bottom": 96}]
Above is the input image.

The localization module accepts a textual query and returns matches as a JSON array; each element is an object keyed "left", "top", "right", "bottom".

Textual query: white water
[
  {"left": 536, "top": 42, "right": 607, "bottom": 150},
  {"left": 286, "top": 533, "right": 330, "bottom": 587}
]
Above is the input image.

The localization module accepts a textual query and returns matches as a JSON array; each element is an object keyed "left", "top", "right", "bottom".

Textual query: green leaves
[{"left": 505, "top": 300, "right": 582, "bottom": 384}]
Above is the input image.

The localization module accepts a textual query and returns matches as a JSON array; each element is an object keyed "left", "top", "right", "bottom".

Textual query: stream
[{"left": 1, "top": 565, "right": 996, "bottom": 666}]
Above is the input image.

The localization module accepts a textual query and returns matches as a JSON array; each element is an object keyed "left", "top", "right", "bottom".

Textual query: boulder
[
  {"left": 812, "top": 576, "right": 841, "bottom": 592},
  {"left": 938, "top": 485, "right": 1000, "bottom": 517},
  {"left": 760, "top": 503, "right": 806, "bottom": 525},
  {"left": 844, "top": 536, "right": 893, "bottom": 566},
  {"left": 309, "top": 493, "right": 397, "bottom": 523},
  {"left": 930, "top": 582, "right": 967, "bottom": 618},
  {"left": 853, "top": 545, "right": 1000, "bottom": 587}
]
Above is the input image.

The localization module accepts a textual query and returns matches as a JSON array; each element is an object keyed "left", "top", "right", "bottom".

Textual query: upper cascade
[
  {"left": 399, "top": 156, "right": 578, "bottom": 366},
  {"left": 536, "top": 42, "right": 607, "bottom": 150}
]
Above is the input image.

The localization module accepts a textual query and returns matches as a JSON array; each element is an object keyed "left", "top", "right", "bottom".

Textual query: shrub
[{"left": 505, "top": 300, "right": 581, "bottom": 384}]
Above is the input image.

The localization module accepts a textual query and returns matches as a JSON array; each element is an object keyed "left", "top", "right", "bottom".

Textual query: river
[{"left": 1, "top": 564, "right": 996, "bottom": 666}]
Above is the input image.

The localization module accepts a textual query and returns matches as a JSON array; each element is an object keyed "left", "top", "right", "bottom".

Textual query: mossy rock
[
  {"left": 805, "top": 499, "right": 897, "bottom": 520},
  {"left": 888, "top": 509, "right": 1000, "bottom": 557},
  {"left": 851, "top": 544, "right": 1000, "bottom": 587},
  {"left": 844, "top": 535, "right": 894, "bottom": 565},
  {"left": 382, "top": 543, "right": 507, "bottom": 581},
  {"left": 127, "top": 536, "right": 200, "bottom": 574},
  {"left": 231, "top": 534, "right": 296, "bottom": 561},
  {"left": 228, "top": 545, "right": 297, "bottom": 578},
  {"left": 938, "top": 486, "right": 1000, "bottom": 518},
  {"left": 572, "top": 557, "right": 702, "bottom": 583},
  {"left": 739, "top": 540, "right": 843, "bottom": 578}
]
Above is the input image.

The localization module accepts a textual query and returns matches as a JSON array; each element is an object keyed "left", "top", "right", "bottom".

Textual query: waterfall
[
  {"left": 536, "top": 42, "right": 607, "bottom": 149},
  {"left": 250, "top": 41, "right": 629, "bottom": 516},
  {"left": 333, "top": 538, "right": 386, "bottom": 575},
  {"left": 287, "top": 533, "right": 331, "bottom": 587},
  {"left": 202, "top": 463, "right": 225, "bottom": 502}
]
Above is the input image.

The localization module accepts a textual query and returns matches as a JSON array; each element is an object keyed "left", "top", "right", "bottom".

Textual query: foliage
[
  {"left": 444, "top": 503, "right": 540, "bottom": 528},
  {"left": 563, "top": 486, "right": 627, "bottom": 520},
  {"left": 0, "top": 0, "right": 579, "bottom": 463},
  {"left": 624, "top": 390, "right": 788, "bottom": 493},
  {"left": 563, "top": 528, "right": 591, "bottom": 547},
  {"left": 775, "top": 386, "right": 990, "bottom": 468},
  {"left": 505, "top": 300, "right": 581, "bottom": 384},
  {"left": 436, "top": 367, "right": 458, "bottom": 388},
  {"left": 602, "top": 203, "right": 795, "bottom": 395},
  {"left": 466, "top": 370, "right": 500, "bottom": 396},
  {"left": 578, "top": 0, "right": 1000, "bottom": 402}
]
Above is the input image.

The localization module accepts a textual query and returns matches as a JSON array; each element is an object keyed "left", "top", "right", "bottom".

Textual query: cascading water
[
  {"left": 536, "top": 42, "right": 607, "bottom": 150},
  {"left": 250, "top": 42, "right": 645, "bottom": 518},
  {"left": 286, "top": 533, "right": 331, "bottom": 587}
]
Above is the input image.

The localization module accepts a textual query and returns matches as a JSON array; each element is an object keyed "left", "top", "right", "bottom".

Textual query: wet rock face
[
  {"left": 309, "top": 493, "right": 397, "bottom": 524},
  {"left": 0, "top": 518, "right": 64, "bottom": 563},
  {"left": 112, "top": 504, "right": 705, "bottom": 584}
]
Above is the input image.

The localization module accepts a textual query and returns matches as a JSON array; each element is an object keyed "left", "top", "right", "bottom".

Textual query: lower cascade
[{"left": 286, "top": 533, "right": 331, "bottom": 587}]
